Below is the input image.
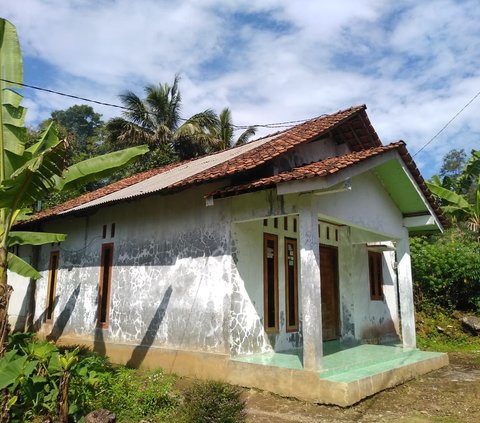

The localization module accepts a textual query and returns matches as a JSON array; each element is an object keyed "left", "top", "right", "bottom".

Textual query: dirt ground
[{"left": 244, "top": 352, "right": 480, "bottom": 423}]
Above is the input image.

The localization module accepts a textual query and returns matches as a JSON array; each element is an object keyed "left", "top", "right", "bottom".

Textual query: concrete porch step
[
  {"left": 320, "top": 348, "right": 446, "bottom": 382},
  {"left": 320, "top": 343, "right": 411, "bottom": 376}
]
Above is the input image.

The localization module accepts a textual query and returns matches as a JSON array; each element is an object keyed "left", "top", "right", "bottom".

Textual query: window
[
  {"left": 368, "top": 251, "right": 383, "bottom": 300},
  {"left": 285, "top": 238, "right": 298, "bottom": 331},
  {"left": 263, "top": 233, "right": 278, "bottom": 332},
  {"left": 97, "top": 243, "right": 114, "bottom": 327},
  {"left": 46, "top": 251, "right": 59, "bottom": 322}
]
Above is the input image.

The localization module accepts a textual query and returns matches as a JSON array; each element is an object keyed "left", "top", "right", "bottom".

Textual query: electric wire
[
  {"left": 412, "top": 89, "right": 480, "bottom": 158},
  {"left": 3, "top": 77, "right": 478, "bottom": 148},
  {"left": 0, "top": 77, "right": 313, "bottom": 130}
]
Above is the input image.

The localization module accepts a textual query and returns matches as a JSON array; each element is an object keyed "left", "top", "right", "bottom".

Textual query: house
[{"left": 8, "top": 105, "right": 448, "bottom": 406}]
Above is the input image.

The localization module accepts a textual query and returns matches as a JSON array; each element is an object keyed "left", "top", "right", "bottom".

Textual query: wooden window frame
[
  {"left": 263, "top": 233, "right": 279, "bottom": 333},
  {"left": 284, "top": 237, "right": 299, "bottom": 332},
  {"left": 45, "top": 251, "right": 59, "bottom": 322},
  {"left": 368, "top": 251, "right": 384, "bottom": 301},
  {"left": 97, "top": 243, "right": 114, "bottom": 328}
]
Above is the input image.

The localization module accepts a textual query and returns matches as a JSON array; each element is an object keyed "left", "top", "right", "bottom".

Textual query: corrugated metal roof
[
  {"left": 23, "top": 105, "right": 381, "bottom": 224},
  {"left": 63, "top": 133, "right": 279, "bottom": 213}
]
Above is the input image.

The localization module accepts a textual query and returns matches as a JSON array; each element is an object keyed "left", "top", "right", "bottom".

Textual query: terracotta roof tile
[
  {"left": 207, "top": 142, "right": 448, "bottom": 228},
  {"left": 23, "top": 105, "right": 446, "bottom": 228},
  {"left": 25, "top": 105, "right": 370, "bottom": 224},
  {"left": 208, "top": 143, "right": 403, "bottom": 197}
]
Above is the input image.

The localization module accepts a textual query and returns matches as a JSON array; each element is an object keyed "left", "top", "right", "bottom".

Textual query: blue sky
[{"left": 3, "top": 0, "right": 480, "bottom": 177}]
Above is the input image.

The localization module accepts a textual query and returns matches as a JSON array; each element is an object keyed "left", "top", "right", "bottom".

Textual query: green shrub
[
  {"left": 0, "top": 334, "right": 112, "bottom": 422},
  {"left": 181, "top": 380, "right": 246, "bottom": 423},
  {"left": 411, "top": 228, "right": 480, "bottom": 312},
  {"left": 67, "top": 351, "right": 112, "bottom": 419},
  {"left": 97, "top": 367, "right": 178, "bottom": 422}
]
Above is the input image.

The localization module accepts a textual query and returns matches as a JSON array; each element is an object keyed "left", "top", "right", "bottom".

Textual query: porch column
[
  {"left": 299, "top": 206, "right": 323, "bottom": 371},
  {"left": 397, "top": 228, "right": 416, "bottom": 349}
]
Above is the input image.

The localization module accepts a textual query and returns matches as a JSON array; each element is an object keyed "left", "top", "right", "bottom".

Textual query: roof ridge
[{"left": 22, "top": 104, "right": 375, "bottom": 224}]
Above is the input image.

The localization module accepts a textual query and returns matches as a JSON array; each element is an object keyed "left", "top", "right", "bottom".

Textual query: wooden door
[{"left": 320, "top": 245, "right": 339, "bottom": 341}]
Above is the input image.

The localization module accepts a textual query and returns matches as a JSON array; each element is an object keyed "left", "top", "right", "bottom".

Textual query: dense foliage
[
  {"left": 0, "top": 333, "right": 111, "bottom": 422},
  {"left": 0, "top": 333, "right": 248, "bottom": 422},
  {"left": 411, "top": 228, "right": 480, "bottom": 312}
]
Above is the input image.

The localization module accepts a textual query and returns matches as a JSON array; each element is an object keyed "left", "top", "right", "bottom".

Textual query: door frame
[{"left": 320, "top": 244, "right": 340, "bottom": 340}]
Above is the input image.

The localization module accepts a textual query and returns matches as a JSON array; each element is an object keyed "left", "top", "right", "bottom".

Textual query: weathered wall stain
[{"left": 8, "top": 173, "right": 405, "bottom": 360}]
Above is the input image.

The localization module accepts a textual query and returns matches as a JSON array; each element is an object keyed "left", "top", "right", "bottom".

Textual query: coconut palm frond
[
  {"left": 236, "top": 126, "right": 257, "bottom": 146},
  {"left": 119, "top": 91, "right": 152, "bottom": 129}
]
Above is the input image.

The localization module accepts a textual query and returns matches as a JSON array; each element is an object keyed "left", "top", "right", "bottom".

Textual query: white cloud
[{"left": 2, "top": 0, "right": 479, "bottom": 177}]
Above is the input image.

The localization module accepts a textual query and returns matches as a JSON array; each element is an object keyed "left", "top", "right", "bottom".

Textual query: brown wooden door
[{"left": 320, "top": 245, "right": 339, "bottom": 341}]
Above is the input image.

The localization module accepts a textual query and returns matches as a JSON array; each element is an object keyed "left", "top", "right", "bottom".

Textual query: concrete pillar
[
  {"left": 299, "top": 206, "right": 323, "bottom": 371},
  {"left": 397, "top": 228, "right": 416, "bottom": 349},
  {"left": 338, "top": 226, "right": 355, "bottom": 341}
]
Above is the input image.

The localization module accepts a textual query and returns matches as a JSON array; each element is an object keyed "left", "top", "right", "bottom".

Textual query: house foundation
[{"left": 54, "top": 334, "right": 448, "bottom": 407}]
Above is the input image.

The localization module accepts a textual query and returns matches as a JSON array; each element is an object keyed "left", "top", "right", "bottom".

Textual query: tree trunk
[
  {"left": 0, "top": 246, "right": 13, "bottom": 358},
  {"left": 57, "top": 371, "right": 71, "bottom": 423},
  {"left": 26, "top": 246, "right": 40, "bottom": 332}
]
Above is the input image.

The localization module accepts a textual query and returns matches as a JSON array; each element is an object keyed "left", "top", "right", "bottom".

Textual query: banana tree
[
  {"left": 0, "top": 18, "right": 148, "bottom": 354},
  {"left": 427, "top": 150, "right": 480, "bottom": 234}
]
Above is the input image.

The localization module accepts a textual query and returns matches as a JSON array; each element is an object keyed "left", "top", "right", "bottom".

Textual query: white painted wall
[
  {"left": 314, "top": 172, "right": 405, "bottom": 240},
  {"left": 34, "top": 183, "right": 233, "bottom": 354},
  {"left": 7, "top": 245, "right": 34, "bottom": 330},
  {"left": 347, "top": 243, "right": 400, "bottom": 343},
  {"left": 232, "top": 216, "right": 303, "bottom": 354},
  {"left": 16, "top": 166, "right": 405, "bottom": 357}
]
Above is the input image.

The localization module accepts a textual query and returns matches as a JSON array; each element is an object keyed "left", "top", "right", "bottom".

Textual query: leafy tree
[
  {"left": 106, "top": 75, "right": 218, "bottom": 165},
  {"left": 48, "top": 104, "right": 104, "bottom": 164},
  {"left": 0, "top": 18, "right": 148, "bottom": 355},
  {"left": 36, "top": 106, "right": 110, "bottom": 209},
  {"left": 439, "top": 148, "right": 466, "bottom": 181},
  {"left": 208, "top": 107, "right": 256, "bottom": 151}
]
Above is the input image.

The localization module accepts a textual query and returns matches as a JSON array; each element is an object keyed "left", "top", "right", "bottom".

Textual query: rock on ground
[
  {"left": 461, "top": 315, "right": 480, "bottom": 334},
  {"left": 85, "top": 409, "right": 116, "bottom": 423}
]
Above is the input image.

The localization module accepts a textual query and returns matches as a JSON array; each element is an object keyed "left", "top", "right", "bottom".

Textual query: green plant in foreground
[
  {"left": 416, "top": 308, "right": 480, "bottom": 353},
  {"left": 180, "top": 380, "right": 246, "bottom": 423},
  {"left": 0, "top": 17, "right": 148, "bottom": 355},
  {"left": 0, "top": 334, "right": 112, "bottom": 422},
  {"left": 97, "top": 367, "right": 178, "bottom": 422}
]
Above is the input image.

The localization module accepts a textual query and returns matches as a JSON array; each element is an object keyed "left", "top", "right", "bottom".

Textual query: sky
[{"left": 2, "top": 0, "right": 479, "bottom": 177}]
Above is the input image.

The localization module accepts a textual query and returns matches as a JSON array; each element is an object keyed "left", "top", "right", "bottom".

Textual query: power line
[
  {"left": 2, "top": 77, "right": 479, "bottom": 141},
  {"left": 1, "top": 78, "right": 128, "bottom": 111},
  {"left": 0, "top": 77, "right": 313, "bottom": 130},
  {"left": 412, "top": 89, "right": 480, "bottom": 157}
]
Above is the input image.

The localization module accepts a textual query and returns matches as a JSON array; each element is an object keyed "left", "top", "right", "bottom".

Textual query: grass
[{"left": 416, "top": 308, "right": 480, "bottom": 352}]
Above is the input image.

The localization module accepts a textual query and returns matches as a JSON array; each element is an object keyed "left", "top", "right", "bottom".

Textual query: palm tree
[
  {"left": 106, "top": 76, "right": 218, "bottom": 161},
  {"left": 209, "top": 108, "right": 257, "bottom": 151}
]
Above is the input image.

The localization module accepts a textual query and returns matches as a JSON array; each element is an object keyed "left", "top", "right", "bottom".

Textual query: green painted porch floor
[{"left": 231, "top": 342, "right": 446, "bottom": 383}]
